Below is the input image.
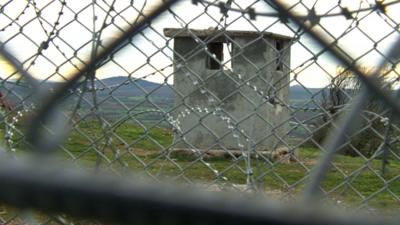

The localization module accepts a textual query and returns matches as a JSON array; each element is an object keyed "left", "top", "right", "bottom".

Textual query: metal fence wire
[{"left": 0, "top": 0, "right": 400, "bottom": 224}]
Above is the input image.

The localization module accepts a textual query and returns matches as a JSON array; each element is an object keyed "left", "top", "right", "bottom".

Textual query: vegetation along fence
[{"left": 0, "top": 0, "right": 400, "bottom": 224}]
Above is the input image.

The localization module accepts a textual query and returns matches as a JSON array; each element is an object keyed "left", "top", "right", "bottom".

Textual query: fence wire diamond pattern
[{"left": 0, "top": 0, "right": 399, "bottom": 224}]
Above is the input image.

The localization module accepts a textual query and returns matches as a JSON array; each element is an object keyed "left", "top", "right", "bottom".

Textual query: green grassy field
[{"left": 2, "top": 120, "right": 400, "bottom": 213}]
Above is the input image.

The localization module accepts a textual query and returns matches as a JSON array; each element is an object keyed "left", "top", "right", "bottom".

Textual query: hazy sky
[{"left": 0, "top": 0, "right": 399, "bottom": 87}]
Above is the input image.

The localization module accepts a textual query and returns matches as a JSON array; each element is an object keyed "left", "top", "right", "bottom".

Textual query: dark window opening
[
  {"left": 206, "top": 42, "right": 223, "bottom": 70},
  {"left": 275, "top": 40, "right": 284, "bottom": 71}
]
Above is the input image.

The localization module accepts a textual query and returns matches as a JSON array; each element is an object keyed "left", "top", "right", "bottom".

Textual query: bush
[{"left": 310, "top": 66, "right": 397, "bottom": 157}]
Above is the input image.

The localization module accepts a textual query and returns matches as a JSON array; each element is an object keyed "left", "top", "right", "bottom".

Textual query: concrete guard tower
[{"left": 164, "top": 28, "right": 291, "bottom": 153}]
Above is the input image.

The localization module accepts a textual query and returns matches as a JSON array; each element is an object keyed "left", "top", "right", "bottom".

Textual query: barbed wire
[
  {"left": 0, "top": 1, "right": 30, "bottom": 33},
  {"left": 0, "top": 0, "right": 400, "bottom": 224},
  {"left": 195, "top": 0, "right": 400, "bottom": 21}
]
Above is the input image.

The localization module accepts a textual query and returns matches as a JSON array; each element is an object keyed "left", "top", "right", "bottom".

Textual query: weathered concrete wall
[{"left": 171, "top": 36, "right": 290, "bottom": 151}]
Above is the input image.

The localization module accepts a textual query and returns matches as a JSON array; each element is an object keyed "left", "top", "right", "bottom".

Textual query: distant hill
[
  {"left": 290, "top": 85, "right": 322, "bottom": 102},
  {"left": 96, "top": 78, "right": 325, "bottom": 102},
  {"left": 0, "top": 77, "right": 328, "bottom": 124},
  {"left": 94, "top": 76, "right": 174, "bottom": 99},
  {"left": 0, "top": 77, "right": 324, "bottom": 107},
  {"left": 0, "top": 76, "right": 174, "bottom": 99}
]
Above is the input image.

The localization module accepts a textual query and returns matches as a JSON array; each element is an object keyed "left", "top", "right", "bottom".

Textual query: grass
[{"left": 1, "top": 119, "right": 400, "bottom": 214}]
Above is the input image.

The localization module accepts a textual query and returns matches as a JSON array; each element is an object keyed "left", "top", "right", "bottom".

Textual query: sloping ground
[{"left": 1, "top": 120, "right": 399, "bottom": 214}]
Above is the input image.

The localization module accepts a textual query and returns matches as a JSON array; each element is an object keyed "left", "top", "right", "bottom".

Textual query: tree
[{"left": 314, "top": 66, "right": 394, "bottom": 157}]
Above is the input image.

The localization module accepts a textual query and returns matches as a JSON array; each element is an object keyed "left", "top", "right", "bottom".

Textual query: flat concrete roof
[{"left": 164, "top": 28, "right": 293, "bottom": 41}]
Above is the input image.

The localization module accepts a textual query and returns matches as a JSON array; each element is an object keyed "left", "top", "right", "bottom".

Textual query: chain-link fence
[{"left": 0, "top": 0, "right": 400, "bottom": 224}]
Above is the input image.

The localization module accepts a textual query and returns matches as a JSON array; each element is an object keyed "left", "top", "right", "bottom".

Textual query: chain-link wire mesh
[{"left": 0, "top": 0, "right": 400, "bottom": 224}]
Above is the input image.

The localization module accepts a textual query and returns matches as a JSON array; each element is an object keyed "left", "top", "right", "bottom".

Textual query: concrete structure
[{"left": 164, "top": 28, "right": 291, "bottom": 152}]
